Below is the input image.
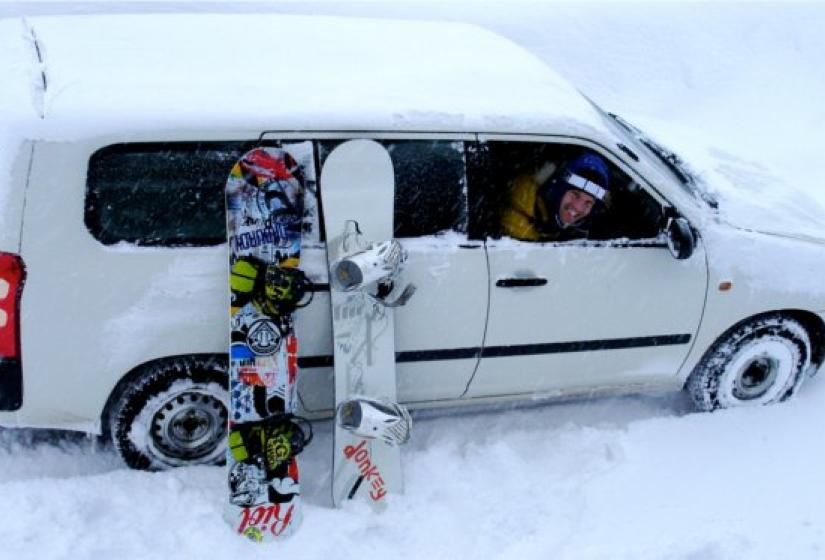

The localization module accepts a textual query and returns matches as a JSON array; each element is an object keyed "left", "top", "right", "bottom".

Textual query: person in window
[{"left": 500, "top": 151, "right": 611, "bottom": 241}]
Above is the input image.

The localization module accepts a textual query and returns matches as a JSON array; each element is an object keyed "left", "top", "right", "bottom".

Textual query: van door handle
[{"left": 495, "top": 277, "right": 548, "bottom": 288}]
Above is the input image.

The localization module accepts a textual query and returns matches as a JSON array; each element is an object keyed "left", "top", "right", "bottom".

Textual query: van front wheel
[
  {"left": 687, "top": 315, "right": 811, "bottom": 411},
  {"left": 110, "top": 358, "right": 228, "bottom": 470}
]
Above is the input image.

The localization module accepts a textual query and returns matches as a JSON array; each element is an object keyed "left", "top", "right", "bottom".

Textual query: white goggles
[{"left": 565, "top": 172, "right": 608, "bottom": 201}]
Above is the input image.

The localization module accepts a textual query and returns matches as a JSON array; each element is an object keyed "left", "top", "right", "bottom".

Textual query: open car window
[{"left": 480, "top": 141, "right": 664, "bottom": 243}]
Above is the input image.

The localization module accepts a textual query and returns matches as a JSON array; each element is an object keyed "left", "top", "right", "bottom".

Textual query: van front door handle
[{"left": 495, "top": 277, "right": 548, "bottom": 288}]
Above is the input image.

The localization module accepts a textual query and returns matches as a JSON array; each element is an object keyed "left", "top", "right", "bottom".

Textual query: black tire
[
  {"left": 687, "top": 315, "right": 812, "bottom": 412},
  {"left": 110, "top": 357, "right": 228, "bottom": 470}
]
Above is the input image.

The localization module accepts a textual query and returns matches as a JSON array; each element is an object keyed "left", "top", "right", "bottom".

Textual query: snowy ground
[
  {"left": 3, "top": 384, "right": 825, "bottom": 559},
  {"left": 1, "top": 2, "right": 825, "bottom": 559}
]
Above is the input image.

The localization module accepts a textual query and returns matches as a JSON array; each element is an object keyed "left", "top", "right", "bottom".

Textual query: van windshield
[{"left": 586, "top": 97, "right": 718, "bottom": 209}]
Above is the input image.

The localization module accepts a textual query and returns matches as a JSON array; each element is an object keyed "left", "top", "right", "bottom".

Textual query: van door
[
  {"left": 465, "top": 138, "right": 707, "bottom": 398},
  {"left": 307, "top": 137, "right": 488, "bottom": 407}
]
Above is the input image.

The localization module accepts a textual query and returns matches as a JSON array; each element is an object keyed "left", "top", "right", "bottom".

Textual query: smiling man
[{"left": 501, "top": 151, "right": 611, "bottom": 242}]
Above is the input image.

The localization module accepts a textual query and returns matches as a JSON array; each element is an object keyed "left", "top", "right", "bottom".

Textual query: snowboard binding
[
  {"left": 261, "top": 264, "right": 314, "bottom": 315},
  {"left": 330, "top": 220, "right": 416, "bottom": 307},
  {"left": 336, "top": 398, "right": 412, "bottom": 447},
  {"left": 230, "top": 256, "right": 314, "bottom": 315},
  {"left": 228, "top": 414, "right": 314, "bottom": 473}
]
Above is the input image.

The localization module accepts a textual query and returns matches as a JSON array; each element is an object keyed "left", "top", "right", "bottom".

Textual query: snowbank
[{"left": 3, "top": 382, "right": 825, "bottom": 559}]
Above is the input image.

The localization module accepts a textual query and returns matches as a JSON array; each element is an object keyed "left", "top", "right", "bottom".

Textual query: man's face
[{"left": 558, "top": 188, "right": 596, "bottom": 227}]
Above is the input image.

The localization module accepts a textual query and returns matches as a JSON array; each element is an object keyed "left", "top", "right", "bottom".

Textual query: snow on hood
[
  {"left": 631, "top": 117, "right": 825, "bottom": 244},
  {"left": 703, "top": 148, "right": 825, "bottom": 244}
]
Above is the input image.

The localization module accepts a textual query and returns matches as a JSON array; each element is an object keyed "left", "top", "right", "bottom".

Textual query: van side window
[
  {"left": 482, "top": 141, "right": 663, "bottom": 242},
  {"left": 318, "top": 140, "right": 468, "bottom": 238},
  {"left": 85, "top": 142, "right": 320, "bottom": 246},
  {"left": 86, "top": 142, "right": 245, "bottom": 246}
]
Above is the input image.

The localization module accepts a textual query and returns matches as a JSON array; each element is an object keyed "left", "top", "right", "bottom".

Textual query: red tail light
[
  {"left": 0, "top": 253, "right": 25, "bottom": 359},
  {"left": 0, "top": 253, "right": 25, "bottom": 411}
]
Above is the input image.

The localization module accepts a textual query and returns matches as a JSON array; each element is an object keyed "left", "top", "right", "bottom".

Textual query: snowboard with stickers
[{"left": 224, "top": 146, "right": 314, "bottom": 541}]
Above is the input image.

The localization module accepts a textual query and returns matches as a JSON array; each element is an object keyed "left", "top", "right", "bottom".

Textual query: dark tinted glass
[
  {"left": 86, "top": 142, "right": 252, "bottom": 246},
  {"left": 319, "top": 140, "right": 467, "bottom": 238}
]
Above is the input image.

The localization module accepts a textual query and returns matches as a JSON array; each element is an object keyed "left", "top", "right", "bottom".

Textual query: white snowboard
[{"left": 320, "top": 139, "right": 406, "bottom": 509}]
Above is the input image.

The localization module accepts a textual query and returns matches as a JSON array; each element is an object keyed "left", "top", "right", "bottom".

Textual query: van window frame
[{"left": 473, "top": 134, "right": 673, "bottom": 245}]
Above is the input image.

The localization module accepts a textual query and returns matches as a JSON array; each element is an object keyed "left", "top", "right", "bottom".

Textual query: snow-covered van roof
[{"left": 0, "top": 13, "right": 610, "bottom": 140}]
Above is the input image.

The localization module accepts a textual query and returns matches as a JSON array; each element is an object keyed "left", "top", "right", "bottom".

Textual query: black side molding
[
  {"left": 480, "top": 335, "right": 691, "bottom": 358},
  {"left": 297, "top": 334, "right": 691, "bottom": 369}
]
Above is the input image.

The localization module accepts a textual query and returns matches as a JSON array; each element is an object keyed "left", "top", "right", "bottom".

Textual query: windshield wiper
[
  {"left": 639, "top": 138, "right": 691, "bottom": 186},
  {"left": 608, "top": 112, "right": 718, "bottom": 209},
  {"left": 642, "top": 139, "right": 718, "bottom": 209},
  {"left": 607, "top": 112, "right": 637, "bottom": 135}
]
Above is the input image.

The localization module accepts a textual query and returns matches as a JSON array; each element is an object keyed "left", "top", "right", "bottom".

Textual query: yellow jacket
[{"left": 500, "top": 173, "right": 551, "bottom": 241}]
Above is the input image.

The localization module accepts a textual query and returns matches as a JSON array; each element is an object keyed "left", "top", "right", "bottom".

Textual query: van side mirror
[{"left": 666, "top": 217, "right": 695, "bottom": 260}]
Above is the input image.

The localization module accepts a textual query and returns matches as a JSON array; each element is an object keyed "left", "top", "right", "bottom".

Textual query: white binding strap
[{"left": 566, "top": 172, "right": 607, "bottom": 201}]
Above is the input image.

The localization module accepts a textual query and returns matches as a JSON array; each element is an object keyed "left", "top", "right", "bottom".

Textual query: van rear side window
[
  {"left": 86, "top": 142, "right": 251, "bottom": 246},
  {"left": 317, "top": 140, "right": 468, "bottom": 238}
]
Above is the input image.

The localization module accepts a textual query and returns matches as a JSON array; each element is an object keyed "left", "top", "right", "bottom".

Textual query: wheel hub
[
  {"left": 732, "top": 354, "right": 780, "bottom": 400},
  {"left": 151, "top": 391, "right": 227, "bottom": 460},
  {"left": 172, "top": 408, "right": 210, "bottom": 442}
]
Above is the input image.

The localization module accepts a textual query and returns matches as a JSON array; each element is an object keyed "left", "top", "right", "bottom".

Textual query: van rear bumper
[{"left": 0, "top": 358, "right": 22, "bottom": 410}]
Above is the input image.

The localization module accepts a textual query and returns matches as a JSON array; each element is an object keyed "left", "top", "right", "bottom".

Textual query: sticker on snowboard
[{"left": 224, "top": 145, "right": 314, "bottom": 541}]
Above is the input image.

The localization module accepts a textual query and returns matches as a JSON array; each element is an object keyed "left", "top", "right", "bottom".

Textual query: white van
[{"left": 1, "top": 14, "right": 824, "bottom": 469}]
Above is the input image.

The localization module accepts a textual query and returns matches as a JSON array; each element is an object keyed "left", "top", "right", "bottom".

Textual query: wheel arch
[
  {"left": 685, "top": 308, "right": 825, "bottom": 390},
  {"left": 100, "top": 353, "right": 228, "bottom": 442},
  {"left": 784, "top": 309, "right": 825, "bottom": 371}
]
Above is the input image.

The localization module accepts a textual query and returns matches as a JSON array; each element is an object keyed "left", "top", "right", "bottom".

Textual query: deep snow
[
  {"left": 3, "top": 385, "right": 825, "bottom": 559},
  {"left": 1, "top": 2, "right": 825, "bottom": 559}
]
